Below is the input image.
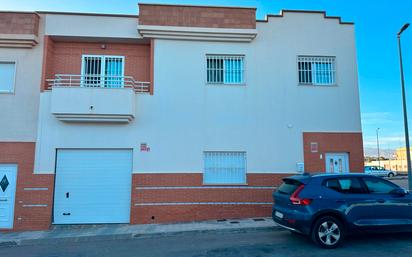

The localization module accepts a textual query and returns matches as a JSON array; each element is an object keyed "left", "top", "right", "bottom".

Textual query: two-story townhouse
[{"left": 0, "top": 3, "right": 363, "bottom": 231}]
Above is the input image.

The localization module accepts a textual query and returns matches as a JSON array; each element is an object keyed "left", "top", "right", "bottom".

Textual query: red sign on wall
[{"left": 140, "top": 143, "right": 150, "bottom": 152}]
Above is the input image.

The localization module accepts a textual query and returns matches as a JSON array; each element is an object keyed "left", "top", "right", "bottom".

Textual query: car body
[
  {"left": 272, "top": 173, "right": 412, "bottom": 248},
  {"left": 364, "top": 165, "right": 397, "bottom": 177}
]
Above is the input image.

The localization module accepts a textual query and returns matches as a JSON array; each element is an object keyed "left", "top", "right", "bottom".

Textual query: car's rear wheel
[
  {"left": 311, "top": 216, "right": 345, "bottom": 249},
  {"left": 388, "top": 172, "right": 395, "bottom": 178}
]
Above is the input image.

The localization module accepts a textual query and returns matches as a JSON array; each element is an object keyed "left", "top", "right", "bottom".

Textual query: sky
[{"left": 1, "top": 0, "right": 411, "bottom": 152}]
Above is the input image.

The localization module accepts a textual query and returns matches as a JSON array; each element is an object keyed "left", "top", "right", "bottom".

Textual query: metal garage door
[{"left": 54, "top": 149, "right": 132, "bottom": 224}]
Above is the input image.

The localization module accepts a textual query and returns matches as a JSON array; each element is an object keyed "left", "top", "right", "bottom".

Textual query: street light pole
[
  {"left": 397, "top": 23, "right": 411, "bottom": 190},
  {"left": 376, "top": 128, "right": 381, "bottom": 167}
]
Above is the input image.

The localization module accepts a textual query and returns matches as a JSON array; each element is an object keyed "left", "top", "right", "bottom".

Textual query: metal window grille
[
  {"left": 298, "top": 56, "right": 336, "bottom": 85},
  {"left": 82, "top": 55, "right": 124, "bottom": 88},
  {"left": 207, "top": 55, "right": 244, "bottom": 84},
  {"left": 203, "top": 152, "right": 246, "bottom": 184}
]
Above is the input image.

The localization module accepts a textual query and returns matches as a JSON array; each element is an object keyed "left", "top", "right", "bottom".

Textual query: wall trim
[{"left": 137, "top": 25, "right": 257, "bottom": 42}]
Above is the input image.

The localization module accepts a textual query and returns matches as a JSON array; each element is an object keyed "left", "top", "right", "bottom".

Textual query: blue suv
[{"left": 272, "top": 173, "right": 412, "bottom": 248}]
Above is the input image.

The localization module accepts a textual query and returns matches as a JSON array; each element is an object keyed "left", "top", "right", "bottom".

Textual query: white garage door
[{"left": 54, "top": 149, "right": 132, "bottom": 224}]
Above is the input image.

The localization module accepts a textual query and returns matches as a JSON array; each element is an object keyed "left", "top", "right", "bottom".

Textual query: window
[
  {"left": 298, "top": 56, "right": 336, "bottom": 85},
  {"left": 0, "top": 62, "right": 16, "bottom": 93},
  {"left": 82, "top": 55, "right": 124, "bottom": 88},
  {"left": 278, "top": 179, "right": 302, "bottom": 195},
  {"left": 325, "top": 178, "right": 365, "bottom": 194},
  {"left": 363, "top": 177, "right": 398, "bottom": 194},
  {"left": 203, "top": 152, "right": 246, "bottom": 184},
  {"left": 206, "top": 55, "right": 244, "bottom": 84}
]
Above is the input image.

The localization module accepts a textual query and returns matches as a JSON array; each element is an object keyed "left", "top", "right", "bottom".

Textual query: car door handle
[
  {"left": 336, "top": 200, "right": 346, "bottom": 203},
  {"left": 377, "top": 199, "right": 385, "bottom": 203}
]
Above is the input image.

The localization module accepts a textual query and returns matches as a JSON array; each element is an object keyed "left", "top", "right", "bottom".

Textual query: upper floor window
[
  {"left": 203, "top": 151, "right": 246, "bottom": 184},
  {"left": 206, "top": 55, "right": 244, "bottom": 85},
  {"left": 81, "top": 55, "right": 124, "bottom": 88},
  {"left": 0, "top": 62, "right": 16, "bottom": 93},
  {"left": 298, "top": 56, "right": 336, "bottom": 86}
]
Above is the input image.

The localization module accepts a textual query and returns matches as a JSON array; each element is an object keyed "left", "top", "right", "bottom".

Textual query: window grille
[
  {"left": 203, "top": 151, "right": 246, "bottom": 184},
  {"left": 0, "top": 62, "right": 16, "bottom": 93},
  {"left": 82, "top": 55, "right": 124, "bottom": 88},
  {"left": 298, "top": 56, "right": 336, "bottom": 85},
  {"left": 207, "top": 55, "right": 244, "bottom": 84}
]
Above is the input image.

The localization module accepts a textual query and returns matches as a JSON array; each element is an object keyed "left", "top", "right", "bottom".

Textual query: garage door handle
[
  {"left": 63, "top": 213, "right": 71, "bottom": 216},
  {"left": 0, "top": 199, "right": 7, "bottom": 202}
]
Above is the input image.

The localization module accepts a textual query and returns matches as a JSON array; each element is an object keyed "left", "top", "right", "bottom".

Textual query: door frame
[
  {"left": 0, "top": 164, "right": 18, "bottom": 229},
  {"left": 325, "top": 152, "right": 349, "bottom": 173}
]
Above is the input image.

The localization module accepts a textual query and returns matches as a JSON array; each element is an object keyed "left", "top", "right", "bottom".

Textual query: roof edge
[
  {"left": 36, "top": 11, "right": 138, "bottom": 18},
  {"left": 138, "top": 2, "right": 257, "bottom": 10},
  {"left": 258, "top": 9, "right": 354, "bottom": 25}
]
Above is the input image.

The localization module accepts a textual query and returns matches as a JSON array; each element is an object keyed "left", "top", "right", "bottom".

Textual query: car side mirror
[{"left": 390, "top": 188, "right": 408, "bottom": 197}]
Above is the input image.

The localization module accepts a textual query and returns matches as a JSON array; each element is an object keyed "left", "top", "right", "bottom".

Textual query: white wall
[
  {"left": 0, "top": 18, "right": 44, "bottom": 142},
  {"left": 34, "top": 12, "right": 361, "bottom": 174},
  {"left": 44, "top": 14, "right": 141, "bottom": 39}
]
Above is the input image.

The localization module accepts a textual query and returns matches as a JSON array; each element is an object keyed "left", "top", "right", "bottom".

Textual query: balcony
[{"left": 48, "top": 74, "right": 150, "bottom": 123}]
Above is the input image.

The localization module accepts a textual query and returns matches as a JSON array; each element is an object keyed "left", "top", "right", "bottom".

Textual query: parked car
[
  {"left": 364, "top": 165, "right": 397, "bottom": 177},
  {"left": 272, "top": 173, "right": 411, "bottom": 248}
]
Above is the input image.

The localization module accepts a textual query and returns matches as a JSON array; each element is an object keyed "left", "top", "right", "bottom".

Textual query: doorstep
[{"left": 0, "top": 217, "right": 278, "bottom": 247}]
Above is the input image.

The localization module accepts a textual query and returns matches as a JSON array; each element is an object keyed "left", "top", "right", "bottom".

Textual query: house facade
[{"left": 0, "top": 3, "right": 363, "bottom": 231}]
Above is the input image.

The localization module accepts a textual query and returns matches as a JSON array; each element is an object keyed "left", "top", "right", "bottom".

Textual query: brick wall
[
  {"left": 303, "top": 132, "right": 364, "bottom": 173},
  {"left": 0, "top": 12, "right": 39, "bottom": 35},
  {"left": 41, "top": 36, "right": 55, "bottom": 91},
  {"left": 0, "top": 142, "right": 54, "bottom": 231},
  {"left": 42, "top": 40, "right": 151, "bottom": 91},
  {"left": 131, "top": 173, "right": 290, "bottom": 224},
  {"left": 138, "top": 4, "right": 256, "bottom": 29}
]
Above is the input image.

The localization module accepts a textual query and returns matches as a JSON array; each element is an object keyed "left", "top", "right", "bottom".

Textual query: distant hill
[{"left": 364, "top": 148, "right": 395, "bottom": 158}]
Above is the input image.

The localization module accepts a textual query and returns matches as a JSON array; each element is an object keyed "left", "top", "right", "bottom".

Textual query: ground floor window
[{"left": 203, "top": 151, "right": 246, "bottom": 184}]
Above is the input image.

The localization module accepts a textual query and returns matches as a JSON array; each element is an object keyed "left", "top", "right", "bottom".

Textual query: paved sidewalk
[{"left": 0, "top": 217, "right": 277, "bottom": 247}]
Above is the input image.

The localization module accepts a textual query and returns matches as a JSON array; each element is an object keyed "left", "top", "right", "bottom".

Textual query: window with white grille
[
  {"left": 203, "top": 151, "right": 246, "bottom": 184},
  {"left": 298, "top": 56, "right": 336, "bottom": 85},
  {"left": 0, "top": 62, "right": 16, "bottom": 93},
  {"left": 206, "top": 55, "right": 245, "bottom": 84},
  {"left": 81, "top": 55, "right": 124, "bottom": 88}
]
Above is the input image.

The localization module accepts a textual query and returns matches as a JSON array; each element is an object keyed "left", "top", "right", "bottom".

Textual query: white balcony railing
[{"left": 47, "top": 74, "right": 150, "bottom": 93}]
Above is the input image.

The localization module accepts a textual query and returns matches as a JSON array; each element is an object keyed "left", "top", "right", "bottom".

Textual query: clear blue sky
[{"left": 1, "top": 0, "right": 411, "bottom": 151}]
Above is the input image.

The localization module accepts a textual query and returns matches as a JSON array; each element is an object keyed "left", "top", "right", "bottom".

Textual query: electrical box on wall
[{"left": 296, "top": 162, "right": 305, "bottom": 173}]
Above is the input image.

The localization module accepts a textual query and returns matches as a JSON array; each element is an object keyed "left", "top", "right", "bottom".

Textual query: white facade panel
[
  {"left": 53, "top": 149, "right": 132, "bottom": 224},
  {"left": 44, "top": 14, "right": 141, "bottom": 39},
  {"left": 34, "top": 12, "right": 361, "bottom": 175},
  {"left": 0, "top": 18, "right": 44, "bottom": 141}
]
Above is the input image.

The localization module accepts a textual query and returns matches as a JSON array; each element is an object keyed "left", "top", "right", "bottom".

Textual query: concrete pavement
[
  {"left": 0, "top": 217, "right": 276, "bottom": 247},
  {"left": 1, "top": 227, "right": 412, "bottom": 257}
]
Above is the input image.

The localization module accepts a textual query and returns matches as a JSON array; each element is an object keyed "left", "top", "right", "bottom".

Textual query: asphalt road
[
  {"left": 388, "top": 177, "right": 409, "bottom": 189},
  {"left": 1, "top": 229, "right": 412, "bottom": 257}
]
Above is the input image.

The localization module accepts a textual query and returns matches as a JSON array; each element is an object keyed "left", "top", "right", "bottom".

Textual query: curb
[{"left": 2, "top": 225, "right": 280, "bottom": 247}]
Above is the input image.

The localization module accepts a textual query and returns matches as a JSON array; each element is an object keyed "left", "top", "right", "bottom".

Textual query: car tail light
[{"left": 290, "top": 185, "right": 312, "bottom": 205}]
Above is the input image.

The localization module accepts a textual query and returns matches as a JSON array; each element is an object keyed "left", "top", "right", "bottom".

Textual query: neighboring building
[
  {"left": 365, "top": 147, "right": 411, "bottom": 172},
  {"left": 0, "top": 3, "right": 363, "bottom": 231}
]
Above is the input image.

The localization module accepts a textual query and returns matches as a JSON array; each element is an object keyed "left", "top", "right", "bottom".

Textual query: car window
[
  {"left": 325, "top": 178, "right": 365, "bottom": 194},
  {"left": 363, "top": 177, "right": 398, "bottom": 194},
  {"left": 278, "top": 179, "right": 302, "bottom": 195}
]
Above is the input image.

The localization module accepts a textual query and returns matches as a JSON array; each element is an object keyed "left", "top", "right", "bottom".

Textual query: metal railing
[{"left": 47, "top": 74, "right": 150, "bottom": 93}]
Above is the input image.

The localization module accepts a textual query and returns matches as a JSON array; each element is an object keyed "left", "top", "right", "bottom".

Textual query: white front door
[
  {"left": 0, "top": 164, "right": 17, "bottom": 229},
  {"left": 325, "top": 153, "right": 349, "bottom": 173},
  {"left": 54, "top": 149, "right": 132, "bottom": 224}
]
